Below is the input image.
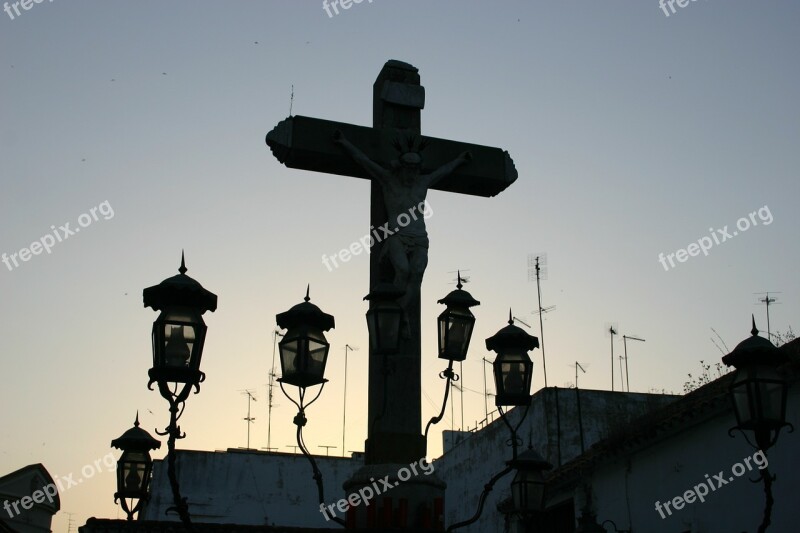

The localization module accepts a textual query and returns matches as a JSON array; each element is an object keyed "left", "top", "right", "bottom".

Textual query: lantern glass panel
[
  {"left": 731, "top": 365, "right": 788, "bottom": 430},
  {"left": 731, "top": 377, "right": 752, "bottom": 428},
  {"left": 500, "top": 353, "right": 529, "bottom": 396},
  {"left": 153, "top": 308, "right": 205, "bottom": 371},
  {"left": 511, "top": 468, "right": 545, "bottom": 514},
  {"left": 279, "top": 327, "right": 329, "bottom": 386},
  {"left": 117, "top": 451, "right": 150, "bottom": 497},
  {"left": 306, "top": 328, "right": 328, "bottom": 379},
  {"left": 279, "top": 335, "right": 301, "bottom": 377},
  {"left": 438, "top": 307, "right": 475, "bottom": 361},
  {"left": 757, "top": 368, "right": 786, "bottom": 424}
]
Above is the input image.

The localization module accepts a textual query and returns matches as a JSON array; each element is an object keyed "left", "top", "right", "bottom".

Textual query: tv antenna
[
  {"left": 240, "top": 389, "right": 257, "bottom": 449},
  {"left": 618, "top": 356, "right": 625, "bottom": 391},
  {"left": 621, "top": 335, "right": 645, "bottom": 392},
  {"left": 447, "top": 269, "right": 471, "bottom": 285},
  {"left": 528, "top": 253, "right": 549, "bottom": 387},
  {"left": 533, "top": 305, "right": 556, "bottom": 317},
  {"left": 267, "top": 329, "right": 284, "bottom": 452},
  {"left": 754, "top": 292, "right": 781, "bottom": 340},
  {"left": 605, "top": 323, "right": 618, "bottom": 391},
  {"left": 289, "top": 84, "right": 294, "bottom": 116},
  {"left": 574, "top": 361, "right": 586, "bottom": 389},
  {"left": 342, "top": 344, "right": 358, "bottom": 457}
]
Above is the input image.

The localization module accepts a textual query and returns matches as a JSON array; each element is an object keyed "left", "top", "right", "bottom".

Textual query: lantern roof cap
[
  {"left": 437, "top": 271, "right": 480, "bottom": 308},
  {"left": 486, "top": 309, "right": 539, "bottom": 352},
  {"left": 276, "top": 285, "right": 335, "bottom": 331},
  {"left": 111, "top": 413, "right": 161, "bottom": 452},
  {"left": 508, "top": 446, "right": 552, "bottom": 471},
  {"left": 143, "top": 252, "right": 218, "bottom": 313},
  {"left": 722, "top": 315, "right": 785, "bottom": 368}
]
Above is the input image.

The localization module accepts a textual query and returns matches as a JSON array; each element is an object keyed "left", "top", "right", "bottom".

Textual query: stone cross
[{"left": 267, "top": 59, "right": 517, "bottom": 528}]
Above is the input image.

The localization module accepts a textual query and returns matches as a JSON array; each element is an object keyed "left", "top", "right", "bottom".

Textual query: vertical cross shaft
[{"left": 366, "top": 60, "right": 426, "bottom": 464}]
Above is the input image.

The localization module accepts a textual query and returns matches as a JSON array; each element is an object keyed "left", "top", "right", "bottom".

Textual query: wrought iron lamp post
[
  {"left": 425, "top": 273, "right": 480, "bottom": 441},
  {"left": 276, "top": 286, "right": 345, "bottom": 526},
  {"left": 143, "top": 253, "right": 217, "bottom": 527},
  {"left": 111, "top": 414, "right": 161, "bottom": 520},
  {"left": 723, "top": 316, "right": 793, "bottom": 533},
  {"left": 447, "top": 310, "right": 540, "bottom": 531}
]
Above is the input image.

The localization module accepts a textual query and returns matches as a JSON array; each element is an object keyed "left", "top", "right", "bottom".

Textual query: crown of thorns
[{"left": 392, "top": 135, "right": 428, "bottom": 155}]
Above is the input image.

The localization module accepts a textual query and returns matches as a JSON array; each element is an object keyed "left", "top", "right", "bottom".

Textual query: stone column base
[{"left": 342, "top": 463, "right": 446, "bottom": 530}]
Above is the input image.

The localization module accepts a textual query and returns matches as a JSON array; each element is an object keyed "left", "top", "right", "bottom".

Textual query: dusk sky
[{"left": 1, "top": 1, "right": 798, "bottom": 530}]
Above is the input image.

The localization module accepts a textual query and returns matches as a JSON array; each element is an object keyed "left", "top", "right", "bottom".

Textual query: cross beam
[{"left": 267, "top": 115, "right": 517, "bottom": 197}]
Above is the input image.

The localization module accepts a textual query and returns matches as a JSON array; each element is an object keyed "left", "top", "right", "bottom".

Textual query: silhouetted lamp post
[
  {"left": 723, "top": 316, "right": 793, "bottom": 533},
  {"left": 143, "top": 253, "right": 217, "bottom": 527},
  {"left": 447, "top": 310, "right": 540, "bottom": 532},
  {"left": 425, "top": 275, "right": 480, "bottom": 442},
  {"left": 364, "top": 282, "right": 404, "bottom": 354},
  {"left": 276, "top": 286, "right": 344, "bottom": 526},
  {"left": 111, "top": 414, "right": 161, "bottom": 520}
]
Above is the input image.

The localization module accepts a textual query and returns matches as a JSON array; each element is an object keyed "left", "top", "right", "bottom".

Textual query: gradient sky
[{"left": 1, "top": 1, "right": 798, "bottom": 530}]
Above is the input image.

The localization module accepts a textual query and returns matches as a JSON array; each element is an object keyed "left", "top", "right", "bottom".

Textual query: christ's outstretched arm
[
  {"left": 333, "top": 130, "right": 391, "bottom": 186},
  {"left": 424, "top": 151, "right": 472, "bottom": 188}
]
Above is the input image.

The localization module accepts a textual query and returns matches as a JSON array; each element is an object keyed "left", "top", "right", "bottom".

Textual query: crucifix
[{"left": 267, "top": 60, "right": 517, "bottom": 528}]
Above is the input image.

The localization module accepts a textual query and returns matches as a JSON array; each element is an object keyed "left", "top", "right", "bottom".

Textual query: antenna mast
[
  {"left": 607, "top": 324, "right": 618, "bottom": 391},
  {"left": 528, "top": 254, "right": 549, "bottom": 387},
  {"left": 241, "top": 389, "right": 257, "bottom": 449},
  {"left": 342, "top": 344, "right": 357, "bottom": 457},
  {"left": 755, "top": 292, "right": 781, "bottom": 340},
  {"left": 267, "top": 329, "right": 283, "bottom": 452},
  {"left": 622, "top": 335, "right": 645, "bottom": 392}
]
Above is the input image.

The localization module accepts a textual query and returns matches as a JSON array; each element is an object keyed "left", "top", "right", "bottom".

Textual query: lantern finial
[
  {"left": 508, "top": 308, "right": 513, "bottom": 325},
  {"left": 305, "top": 284, "right": 311, "bottom": 302},
  {"left": 457, "top": 271, "right": 463, "bottom": 290},
  {"left": 134, "top": 411, "right": 140, "bottom": 428},
  {"left": 179, "top": 251, "right": 187, "bottom": 275},
  {"left": 751, "top": 314, "right": 759, "bottom": 337}
]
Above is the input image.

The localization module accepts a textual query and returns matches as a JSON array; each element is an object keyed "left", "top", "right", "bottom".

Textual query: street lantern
[
  {"left": 111, "top": 413, "right": 161, "bottom": 520},
  {"left": 364, "top": 282, "right": 404, "bottom": 354},
  {"left": 277, "top": 286, "right": 335, "bottom": 388},
  {"left": 144, "top": 253, "right": 218, "bottom": 398},
  {"left": 722, "top": 316, "right": 791, "bottom": 451},
  {"left": 486, "top": 311, "right": 539, "bottom": 406},
  {"left": 437, "top": 272, "right": 480, "bottom": 362},
  {"left": 508, "top": 447, "right": 552, "bottom": 516}
]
